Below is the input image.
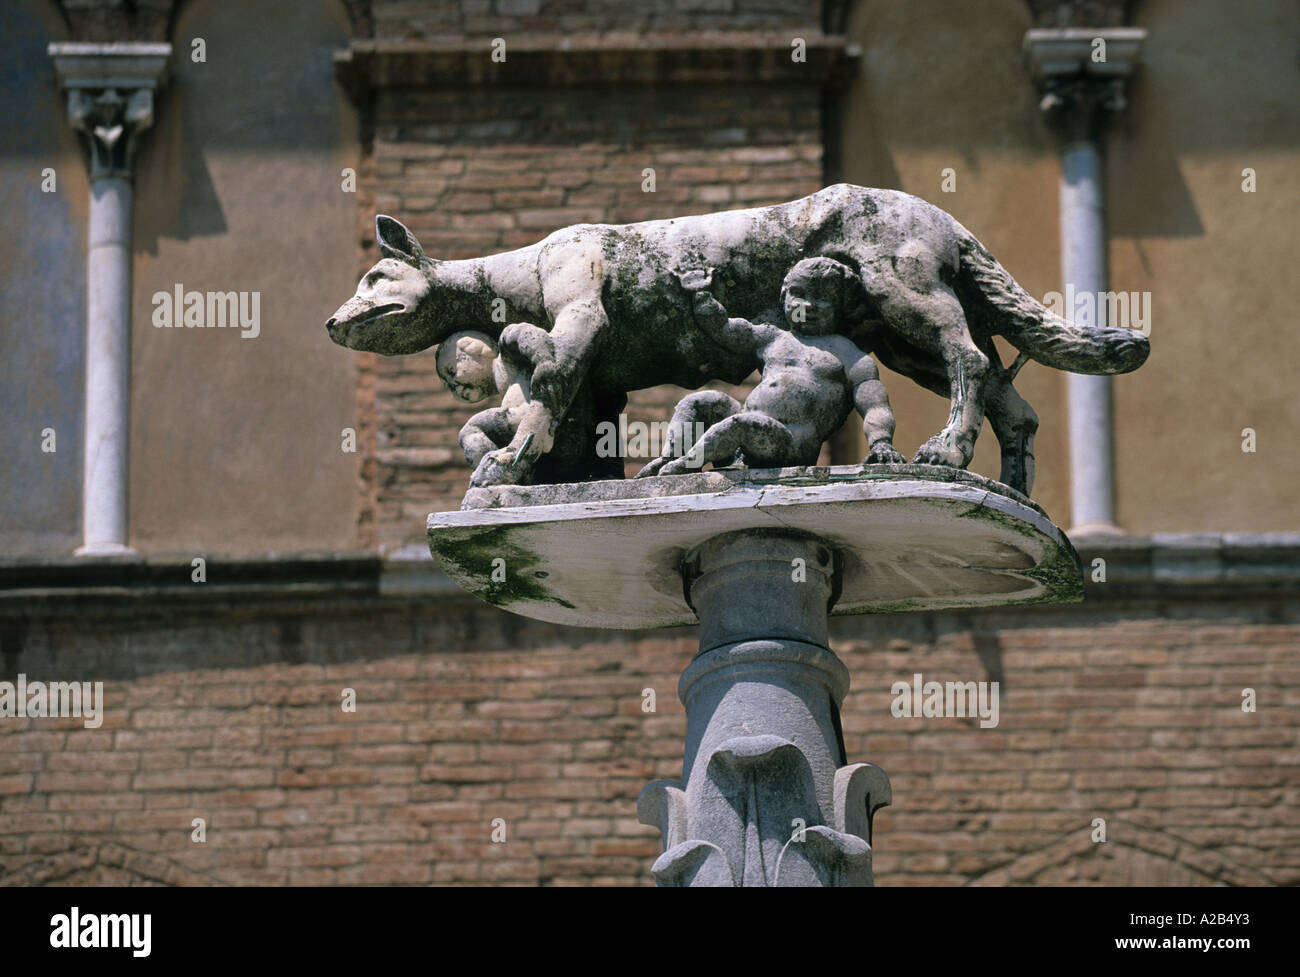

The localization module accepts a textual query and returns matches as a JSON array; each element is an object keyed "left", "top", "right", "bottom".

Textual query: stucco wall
[
  {"left": 0, "top": 1, "right": 87, "bottom": 555},
  {"left": 127, "top": 0, "right": 362, "bottom": 553},
  {"left": 1108, "top": 0, "right": 1299, "bottom": 533},
  {"left": 842, "top": 0, "right": 1300, "bottom": 533}
]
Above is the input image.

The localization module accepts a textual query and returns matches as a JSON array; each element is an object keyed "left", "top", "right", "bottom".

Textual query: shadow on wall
[
  {"left": 1106, "top": 71, "right": 1204, "bottom": 241},
  {"left": 0, "top": 0, "right": 86, "bottom": 555},
  {"left": 126, "top": 0, "right": 363, "bottom": 555},
  {"left": 135, "top": 0, "right": 361, "bottom": 251},
  {"left": 133, "top": 70, "right": 229, "bottom": 250}
]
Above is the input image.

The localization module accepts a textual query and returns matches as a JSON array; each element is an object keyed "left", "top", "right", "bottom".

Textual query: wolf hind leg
[{"left": 986, "top": 377, "right": 1039, "bottom": 495}]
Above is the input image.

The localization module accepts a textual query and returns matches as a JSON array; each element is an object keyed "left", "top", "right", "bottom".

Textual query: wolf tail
[{"left": 957, "top": 234, "right": 1149, "bottom": 375}]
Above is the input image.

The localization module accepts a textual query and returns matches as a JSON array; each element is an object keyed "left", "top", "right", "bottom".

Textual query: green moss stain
[
  {"left": 954, "top": 501, "right": 1084, "bottom": 605},
  {"left": 955, "top": 500, "right": 1037, "bottom": 535},
  {"left": 1022, "top": 544, "right": 1085, "bottom": 604},
  {"left": 431, "top": 526, "right": 575, "bottom": 609}
]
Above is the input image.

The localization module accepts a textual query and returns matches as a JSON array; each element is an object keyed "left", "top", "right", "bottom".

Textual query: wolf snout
[
  {"left": 326, "top": 299, "right": 409, "bottom": 348},
  {"left": 325, "top": 310, "right": 351, "bottom": 343}
]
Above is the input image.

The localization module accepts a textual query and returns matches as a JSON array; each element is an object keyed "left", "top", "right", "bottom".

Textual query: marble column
[
  {"left": 1023, "top": 28, "right": 1144, "bottom": 536},
  {"left": 49, "top": 43, "right": 171, "bottom": 555}
]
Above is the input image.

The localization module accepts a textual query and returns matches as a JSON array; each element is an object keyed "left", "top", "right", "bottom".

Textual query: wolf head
[{"left": 326, "top": 216, "right": 444, "bottom": 355}]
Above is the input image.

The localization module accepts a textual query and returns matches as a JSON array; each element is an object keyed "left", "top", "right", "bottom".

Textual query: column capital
[
  {"left": 48, "top": 42, "right": 171, "bottom": 180},
  {"left": 1022, "top": 27, "right": 1145, "bottom": 138}
]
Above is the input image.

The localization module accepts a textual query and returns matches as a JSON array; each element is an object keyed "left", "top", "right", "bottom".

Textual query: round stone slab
[{"left": 428, "top": 465, "right": 1083, "bottom": 630}]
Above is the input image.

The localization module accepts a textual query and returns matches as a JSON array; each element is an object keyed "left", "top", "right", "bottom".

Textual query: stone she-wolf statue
[{"left": 325, "top": 183, "right": 1149, "bottom": 497}]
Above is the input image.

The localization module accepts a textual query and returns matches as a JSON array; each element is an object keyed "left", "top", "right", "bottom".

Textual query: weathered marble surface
[
  {"left": 428, "top": 465, "right": 1082, "bottom": 629},
  {"left": 634, "top": 262, "right": 906, "bottom": 477},
  {"left": 327, "top": 185, "right": 1150, "bottom": 496}
]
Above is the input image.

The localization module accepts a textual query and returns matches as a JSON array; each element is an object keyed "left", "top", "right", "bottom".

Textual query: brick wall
[{"left": 2, "top": 571, "right": 1296, "bottom": 886}]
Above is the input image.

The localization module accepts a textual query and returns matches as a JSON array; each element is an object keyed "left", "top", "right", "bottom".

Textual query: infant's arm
[
  {"left": 677, "top": 269, "right": 767, "bottom": 352},
  {"left": 843, "top": 342, "right": 904, "bottom": 462}
]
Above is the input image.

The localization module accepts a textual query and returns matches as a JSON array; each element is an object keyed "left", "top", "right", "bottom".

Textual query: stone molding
[
  {"left": 2, "top": 534, "right": 1296, "bottom": 612},
  {"left": 1070, "top": 532, "right": 1300, "bottom": 597},
  {"left": 334, "top": 32, "right": 862, "bottom": 100}
]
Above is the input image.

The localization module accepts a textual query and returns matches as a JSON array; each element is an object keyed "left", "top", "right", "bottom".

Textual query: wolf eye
[{"left": 363, "top": 270, "right": 386, "bottom": 288}]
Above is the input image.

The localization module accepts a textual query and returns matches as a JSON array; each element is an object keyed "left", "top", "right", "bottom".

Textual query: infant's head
[
  {"left": 780, "top": 257, "right": 868, "bottom": 335},
  {"left": 436, "top": 331, "right": 498, "bottom": 403}
]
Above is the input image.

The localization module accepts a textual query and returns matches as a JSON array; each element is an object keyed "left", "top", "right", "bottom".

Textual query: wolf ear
[{"left": 375, "top": 215, "right": 427, "bottom": 266}]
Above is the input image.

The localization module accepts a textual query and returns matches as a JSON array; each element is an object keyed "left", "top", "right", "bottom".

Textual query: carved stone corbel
[{"left": 65, "top": 86, "right": 156, "bottom": 180}]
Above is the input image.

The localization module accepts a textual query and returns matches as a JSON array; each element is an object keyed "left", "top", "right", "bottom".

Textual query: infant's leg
[
  {"left": 771, "top": 421, "right": 826, "bottom": 469},
  {"left": 459, "top": 408, "right": 514, "bottom": 468},
  {"left": 635, "top": 390, "right": 740, "bottom": 477},
  {"left": 660, "top": 411, "right": 796, "bottom": 475}
]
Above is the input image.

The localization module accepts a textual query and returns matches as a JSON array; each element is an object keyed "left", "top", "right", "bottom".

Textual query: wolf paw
[
  {"left": 912, "top": 433, "right": 969, "bottom": 469},
  {"left": 864, "top": 441, "right": 907, "bottom": 465},
  {"left": 470, "top": 448, "right": 527, "bottom": 487}
]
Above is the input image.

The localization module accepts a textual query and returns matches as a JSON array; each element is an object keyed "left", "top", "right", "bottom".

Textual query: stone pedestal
[
  {"left": 428, "top": 465, "right": 1082, "bottom": 886},
  {"left": 639, "top": 531, "right": 888, "bottom": 886}
]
